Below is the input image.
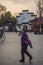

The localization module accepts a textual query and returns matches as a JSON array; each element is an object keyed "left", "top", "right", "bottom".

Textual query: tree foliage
[
  {"left": 0, "top": 11, "right": 17, "bottom": 26},
  {"left": 0, "top": 4, "right": 6, "bottom": 14},
  {"left": 37, "top": 0, "right": 43, "bottom": 17}
]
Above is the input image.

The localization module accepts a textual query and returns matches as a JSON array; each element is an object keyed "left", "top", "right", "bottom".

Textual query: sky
[{"left": 0, "top": 0, "right": 37, "bottom": 16}]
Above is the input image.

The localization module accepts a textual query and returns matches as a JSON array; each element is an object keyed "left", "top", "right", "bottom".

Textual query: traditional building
[
  {"left": 31, "top": 17, "right": 43, "bottom": 32},
  {"left": 16, "top": 10, "right": 37, "bottom": 31}
]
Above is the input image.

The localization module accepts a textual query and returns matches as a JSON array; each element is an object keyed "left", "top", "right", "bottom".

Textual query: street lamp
[{"left": 38, "top": 0, "right": 42, "bottom": 32}]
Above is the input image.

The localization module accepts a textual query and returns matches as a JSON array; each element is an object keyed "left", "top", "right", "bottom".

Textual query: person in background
[
  {"left": 19, "top": 27, "right": 33, "bottom": 63},
  {"left": 0, "top": 28, "right": 4, "bottom": 38}
]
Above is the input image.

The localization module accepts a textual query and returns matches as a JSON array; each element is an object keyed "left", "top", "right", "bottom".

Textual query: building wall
[
  {"left": 16, "top": 10, "right": 36, "bottom": 31},
  {"left": 31, "top": 19, "right": 43, "bottom": 31}
]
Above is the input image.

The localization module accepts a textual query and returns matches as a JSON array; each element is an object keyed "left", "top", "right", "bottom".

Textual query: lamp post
[{"left": 38, "top": 0, "right": 42, "bottom": 33}]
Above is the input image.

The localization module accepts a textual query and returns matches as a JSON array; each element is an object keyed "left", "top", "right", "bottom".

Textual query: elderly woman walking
[{"left": 19, "top": 27, "right": 33, "bottom": 63}]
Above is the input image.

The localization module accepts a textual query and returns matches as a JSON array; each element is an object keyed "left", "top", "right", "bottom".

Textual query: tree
[
  {"left": 4, "top": 11, "right": 11, "bottom": 22},
  {"left": 37, "top": 0, "right": 43, "bottom": 32},
  {"left": 11, "top": 16, "right": 17, "bottom": 25},
  {"left": 0, "top": 4, "right": 6, "bottom": 14},
  {"left": 37, "top": 0, "right": 43, "bottom": 17},
  {"left": 3, "top": 11, "right": 17, "bottom": 27},
  {"left": 0, "top": 4, "right": 6, "bottom": 25},
  {"left": 0, "top": 13, "right": 5, "bottom": 26},
  {"left": 0, "top": 10, "right": 18, "bottom": 32}
]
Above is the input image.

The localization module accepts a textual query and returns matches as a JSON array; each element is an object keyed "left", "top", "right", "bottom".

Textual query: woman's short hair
[{"left": 22, "top": 27, "right": 26, "bottom": 32}]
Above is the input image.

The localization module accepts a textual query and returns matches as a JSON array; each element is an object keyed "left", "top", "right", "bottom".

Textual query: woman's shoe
[
  {"left": 29, "top": 57, "right": 33, "bottom": 62},
  {"left": 19, "top": 60, "right": 24, "bottom": 62}
]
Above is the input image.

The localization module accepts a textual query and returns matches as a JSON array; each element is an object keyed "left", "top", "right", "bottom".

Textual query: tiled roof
[
  {"left": 28, "top": 12, "right": 34, "bottom": 14},
  {"left": 31, "top": 15, "right": 37, "bottom": 17},
  {"left": 16, "top": 16, "right": 20, "bottom": 17},
  {"left": 19, "top": 13, "right": 23, "bottom": 15},
  {"left": 22, "top": 10, "right": 29, "bottom": 12}
]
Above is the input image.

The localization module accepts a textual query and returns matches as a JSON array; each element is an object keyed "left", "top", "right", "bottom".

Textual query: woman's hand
[{"left": 25, "top": 40, "right": 28, "bottom": 44}]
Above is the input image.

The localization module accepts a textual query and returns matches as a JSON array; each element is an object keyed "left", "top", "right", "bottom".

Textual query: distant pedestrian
[{"left": 19, "top": 27, "right": 33, "bottom": 62}]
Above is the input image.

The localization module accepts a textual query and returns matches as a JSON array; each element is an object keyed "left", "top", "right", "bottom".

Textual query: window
[{"left": 19, "top": 26, "right": 21, "bottom": 28}]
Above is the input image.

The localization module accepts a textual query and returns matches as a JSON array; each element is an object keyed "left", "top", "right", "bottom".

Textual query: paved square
[{"left": 0, "top": 32, "right": 43, "bottom": 65}]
